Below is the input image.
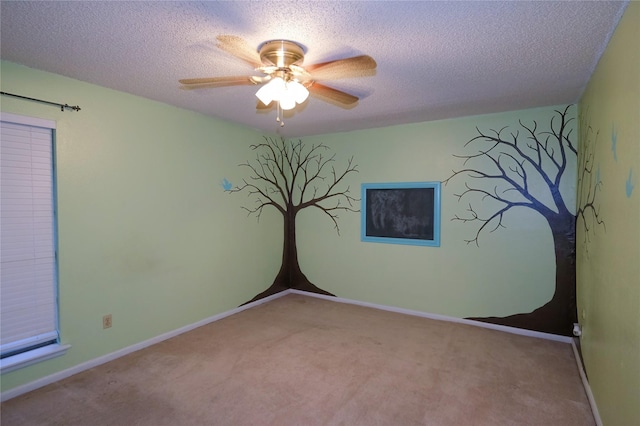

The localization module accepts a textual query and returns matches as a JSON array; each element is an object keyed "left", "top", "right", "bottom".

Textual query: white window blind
[{"left": 1, "top": 114, "right": 58, "bottom": 357}]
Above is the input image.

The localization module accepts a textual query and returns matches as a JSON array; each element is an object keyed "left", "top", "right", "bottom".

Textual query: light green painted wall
[
  {"left": 577, "top": 3, "right": 640, "bottom": 425},
  {"left": 0, "top": 61, "right": 281, "bottom": 392},
  {"left": 299, "top": 105, "right": 575, "bottom": 319}
]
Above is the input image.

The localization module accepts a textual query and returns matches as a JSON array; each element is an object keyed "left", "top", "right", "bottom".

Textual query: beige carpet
[{"left": 1, "top": 293, "right": 594, "bottom": 425}]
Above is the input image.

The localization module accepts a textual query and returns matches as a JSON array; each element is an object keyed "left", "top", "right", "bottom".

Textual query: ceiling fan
[{"left": 179, "top": 35, "right": 377, "bottom": 125}]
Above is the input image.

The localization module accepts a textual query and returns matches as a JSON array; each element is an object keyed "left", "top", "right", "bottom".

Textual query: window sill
[{"left": 1, "top": 344, "right": 71, "bottom": 374}]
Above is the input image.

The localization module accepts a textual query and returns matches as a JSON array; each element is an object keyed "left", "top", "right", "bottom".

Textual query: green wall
[
  {"left": 299, "top": 105, "right": 575, "bottom": 321},
  {"left": 577, "top": 3, "right": 639, "bottom": 425},
  {"left": 0, "top": 61, "right": 282, "bottom": 392}
]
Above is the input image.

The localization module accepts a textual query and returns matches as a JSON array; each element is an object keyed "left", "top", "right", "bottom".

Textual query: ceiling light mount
[{"left": 258, "top": 40, "right": 306, "bottom": 68}]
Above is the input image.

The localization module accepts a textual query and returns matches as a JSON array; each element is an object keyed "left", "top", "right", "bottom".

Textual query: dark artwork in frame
[{"left": 361, "top": 182, "right": 441, "bottom": 247}]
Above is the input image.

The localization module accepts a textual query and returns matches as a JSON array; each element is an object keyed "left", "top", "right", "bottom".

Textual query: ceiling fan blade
[
  {"left": 216, "top": 35, "right": 263, "bottom": 68},
  {"left": 179, "top": 76, "right": 256, "bottom": 88},
  {"left": 308, "top": 82, "right": 359, "bottom": 106},
  {"left": 306, "top": 55, "right": 377, "bottom": 80}
]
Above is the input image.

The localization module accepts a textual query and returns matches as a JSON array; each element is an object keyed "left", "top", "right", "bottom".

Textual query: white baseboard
[
  {"left": 571, "top": 340, "right": 602, "bottom": 426},
  {"left": 1, "top": 288, "right": 578, "bottom": 403},
  {"left": 289, "top": 289, "right": 573, "bottom": 343},
  {"left": 0, "top": 290, "right": 289, "bottom": 402}
]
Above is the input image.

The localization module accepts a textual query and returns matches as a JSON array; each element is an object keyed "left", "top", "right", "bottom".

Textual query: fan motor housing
[{"left": 259, "top": 40, "right": 305, "bottom": 68}]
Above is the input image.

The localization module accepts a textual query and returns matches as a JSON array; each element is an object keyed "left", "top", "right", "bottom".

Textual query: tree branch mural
[
  {"left": 230, "top": 136, "right": 359, "bottom": 303},
  {"left": 444, "top": 105, "right": 579, "bottom": 335},
  {"left": 576, "top": 109, "right": 606, "bottom": 256}
]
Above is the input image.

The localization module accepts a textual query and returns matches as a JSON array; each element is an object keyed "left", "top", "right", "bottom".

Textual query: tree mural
[
  {"left": 444, "top": 105, "right": 579, "bottom": 335},
  {"left": 230, "top": 136, "right": 358, "bottom": 303},
  {"left": 576, "top": 108, "right": 606, "bottom": 256}
]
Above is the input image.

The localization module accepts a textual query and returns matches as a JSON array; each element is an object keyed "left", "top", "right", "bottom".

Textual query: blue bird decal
[
  {"left": 611, "top": 124, "right": 618, "bottom": 162},
  {"left": 221, "top": 178, "right": 232, "bottom": 191},
  {"left": 626, "top": 169, "right": 635, "bottom": 198}
]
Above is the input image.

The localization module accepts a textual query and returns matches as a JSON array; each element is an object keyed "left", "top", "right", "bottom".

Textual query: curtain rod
[{"left": 0, "top": 91, "right": 81, "bottom": 112}]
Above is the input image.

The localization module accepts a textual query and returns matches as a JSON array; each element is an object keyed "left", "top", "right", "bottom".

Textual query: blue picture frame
[{"left": 361, "top": 181, "right": 441, "bottom": 247}]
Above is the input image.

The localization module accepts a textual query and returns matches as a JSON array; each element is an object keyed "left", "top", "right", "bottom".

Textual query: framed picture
[{"left": 361, "top": 182, "right": 441, "bottom": 247}]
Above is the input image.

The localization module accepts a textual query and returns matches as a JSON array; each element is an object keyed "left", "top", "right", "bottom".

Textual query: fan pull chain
[{"left": 276, "top": 101, "right": 284, "bottom": 127}]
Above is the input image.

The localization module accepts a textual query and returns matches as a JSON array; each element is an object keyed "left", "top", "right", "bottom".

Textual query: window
[{"left": 0, "top": 113, "right": 68, "bottom": 373}]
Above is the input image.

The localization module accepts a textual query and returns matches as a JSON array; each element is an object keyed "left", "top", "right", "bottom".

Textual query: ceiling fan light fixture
[
  {"left": 255, "top": 77, "right": 309, "bottom": 109},
  {"left": 279, "top": 96, "right": 297, "bottom": 111},
  {"left": 255, "top": 76, "right": 285, "bottom": 105},
  {"left": 288, "top": 80, "right": 309, "bottom": 104}
]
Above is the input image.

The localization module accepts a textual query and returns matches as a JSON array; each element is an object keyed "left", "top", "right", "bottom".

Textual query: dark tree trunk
[
  {"left": 243, "top": 208, "right": 335, "bottom": 305},
  {"left": 468, "top": 211, "right": 577, "bottom": 336}
]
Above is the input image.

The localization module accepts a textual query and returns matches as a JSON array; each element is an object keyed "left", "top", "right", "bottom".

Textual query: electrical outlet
[{"left": 103, "top": 314, "right": 112, "bottom": 329}]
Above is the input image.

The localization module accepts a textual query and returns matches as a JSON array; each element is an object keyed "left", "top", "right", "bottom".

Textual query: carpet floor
[{"left": 1, "top": 293, "right": 595, "bottom": 425}]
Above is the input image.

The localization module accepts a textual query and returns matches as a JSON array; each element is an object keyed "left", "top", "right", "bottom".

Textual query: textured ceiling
[{"left": 0, "top": 1, "right": 628, "bottom": 137}]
